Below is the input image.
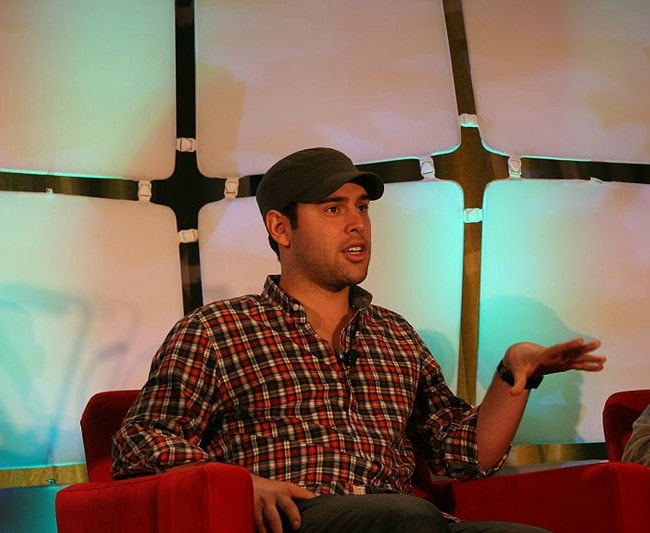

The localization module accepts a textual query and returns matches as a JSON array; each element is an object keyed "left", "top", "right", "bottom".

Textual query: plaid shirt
[{"left": 112, "top": 276, "right": 500, "bottom": 493}]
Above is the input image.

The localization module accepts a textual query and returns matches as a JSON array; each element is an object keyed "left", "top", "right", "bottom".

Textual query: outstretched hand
[
  {"left": 504, "top": 338, "right": 606, "bottom": 395},
  {"left": 252, "top": 473, "right": 316, "bottom": 533}
]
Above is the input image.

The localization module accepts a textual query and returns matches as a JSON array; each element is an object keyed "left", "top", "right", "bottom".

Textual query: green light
[{"left": 0, "top": 167, "right": 126, "bottom": 180}]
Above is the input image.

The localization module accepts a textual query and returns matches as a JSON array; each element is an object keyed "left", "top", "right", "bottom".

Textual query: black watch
[{"left": 497, "top": 360, "right": 544, "bottom": 390}]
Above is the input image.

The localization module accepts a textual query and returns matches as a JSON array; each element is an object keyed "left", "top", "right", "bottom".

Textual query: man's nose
[{"left": 346, "top": 209, "right": 367, "bottom": 232}]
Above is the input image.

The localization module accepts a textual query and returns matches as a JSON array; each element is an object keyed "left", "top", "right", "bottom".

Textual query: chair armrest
[
  {"left": 56, "top": 463, "right": 254, "bottom": 533},
  {"left": 438, "top": 462, "right": 650, "bottom": 533}
]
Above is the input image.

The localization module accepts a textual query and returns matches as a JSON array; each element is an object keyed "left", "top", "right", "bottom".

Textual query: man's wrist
[{"left": 496, "top": 360, "right": 544, "bottom": 390}]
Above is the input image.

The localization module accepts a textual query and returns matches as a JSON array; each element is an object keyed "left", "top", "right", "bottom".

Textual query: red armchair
[
  {"left": 603, "top": 388, "right": 650, "bottom": 461},
  {"left": 57, "top": 390, "right": 650, "bottom": 533}
]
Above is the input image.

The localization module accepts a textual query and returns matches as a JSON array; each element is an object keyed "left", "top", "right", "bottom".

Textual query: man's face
[{"left": 284, "top": 182, "right": 372, "bottom": 292}]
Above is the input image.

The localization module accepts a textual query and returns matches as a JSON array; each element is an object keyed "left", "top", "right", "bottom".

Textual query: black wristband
[{"left": 497, "top": 360, "right": 544, "bottom": 390}]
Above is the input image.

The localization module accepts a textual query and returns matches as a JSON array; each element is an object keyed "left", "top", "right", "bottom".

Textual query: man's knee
[
  {"left": 296, "top": 493, "right": 449, "bottom": 532},
  {"left": 370, "top": 494, "right": 448, "bottom": 531}
]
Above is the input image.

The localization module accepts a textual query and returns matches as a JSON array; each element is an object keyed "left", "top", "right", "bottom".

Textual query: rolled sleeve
[
  {"left": 407, "top": 350, "right": 508, "bottom": 480},
  {"left": 111, "top": 314, "right": 219, "bottom": 478}
]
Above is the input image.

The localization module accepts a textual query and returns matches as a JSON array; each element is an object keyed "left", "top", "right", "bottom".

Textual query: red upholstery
[
  {"left": 603, "top": 389, "right": 650, "bottom": 461},
  {"left": 57, "top": 464, "right": 254, "bottom": 533},
  {"left": 439, "top": 462, "right": 650, "bottom": 533},
  {"left": 56, "top": 390, "right": 650, "bottom": 533},
  {"left": 80, "top": 389, "right": 140, "bottom": 482}
]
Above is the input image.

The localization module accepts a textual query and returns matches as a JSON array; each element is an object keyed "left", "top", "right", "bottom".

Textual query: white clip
[
  {"left": 419, "top": 156, "right": 436, "bottom": 180},
  {"left": 460, "top": 113, "right": 479, "bottom": 128},
  {"left": 463, "top": 208, "right": 483, "bottom": 224},
  {"left": 176, "top": 138, "right": 197, "bottom": 152},
  {"left": 138, "top": 180, "right": 152, "bottom": 202},
  {"left": 178, "top": 229, "right": 199, "bottom": 244},
  {"left": 508, "top": 156, "right": 522, "bottom": 179},
  {"left": 224, "top": 177, "right": 240, "bottom": 199}
]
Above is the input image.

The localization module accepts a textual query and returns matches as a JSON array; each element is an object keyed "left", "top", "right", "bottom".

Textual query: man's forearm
[{"left": 475, "top": 372, "right": 530, "bottom": 470}]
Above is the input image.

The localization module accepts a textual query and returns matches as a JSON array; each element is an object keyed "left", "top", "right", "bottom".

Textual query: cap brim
[{"left": 298, "top": 170, "right": 384, "bottom": 203}]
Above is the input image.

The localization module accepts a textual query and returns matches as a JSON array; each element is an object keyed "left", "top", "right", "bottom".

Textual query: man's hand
[
  {"left": 251, "top": 473, "right": 316, "bottom": 533},
  {"left": 504, "top": 337, "right": 606, "bottom": 395}
]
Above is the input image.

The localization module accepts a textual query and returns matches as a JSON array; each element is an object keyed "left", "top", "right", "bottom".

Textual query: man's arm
[
  {"left": 476, "top": 338, "right": 606, "bottom": 469},
  {"left": 111, "top": 315, "right": 220, "bottom": 478}
]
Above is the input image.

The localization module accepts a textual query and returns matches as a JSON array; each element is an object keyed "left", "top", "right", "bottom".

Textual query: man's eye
[
  {"left": 326, "top": 206, "right": 339, "bottom": 213},
  {"left": 359, "top": 204, "right": 369, "bottom": 212}
]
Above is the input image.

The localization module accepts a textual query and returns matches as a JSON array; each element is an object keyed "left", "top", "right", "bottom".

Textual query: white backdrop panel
[
  {"left": 198, "top": 181, "right": 464, "bottom": 389},
  {"left": 463, "top": 0, "right": 650, "bottom": 164},
  {"left": 0, "top": 192, "right": 184, "bottom": 468},
  {"left": 476, "top": 179, "right": 650, "bottom": 445},
  {"left": 199, "top": 196, "right": 277, "bottom": 301},
  {"left": 0, "top": 0, "right": 176, "bottom": 179},
  {"left": 195, "top": 0, "right": 459, "bottom": 178}
]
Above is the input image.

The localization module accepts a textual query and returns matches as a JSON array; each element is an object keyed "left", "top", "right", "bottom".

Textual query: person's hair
[{"left": 268, "top": 202, "right": 299, "bottom": 259}]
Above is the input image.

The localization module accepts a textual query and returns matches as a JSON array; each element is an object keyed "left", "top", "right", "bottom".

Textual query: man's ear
[{"left": 265, "top": 210, "right": 291, "bottom": 249}]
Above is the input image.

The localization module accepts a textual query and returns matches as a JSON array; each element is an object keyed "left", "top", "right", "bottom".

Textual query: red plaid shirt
[{"left": 112, "top": 276, "right": 501, "bottom": 492}]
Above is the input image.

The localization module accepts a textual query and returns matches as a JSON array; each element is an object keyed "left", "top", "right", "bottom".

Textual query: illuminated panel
[
  {"left": 0, "top": 192, "right": 184, "bottom": 468},
  {"left": 198, "top": 196, "right": 279, "bottom": 301},
  {"left": 195, "top": 0, "right": 459, "bottom": 178},
  {"left": 0, "top": 1, "right": 176, "bottom": 179},
  {"left": 365, "top": 181, "right": 464, "bottom": 388},
  {"left": 198, "top": 181, "right": 464, "bottom": 389},
  {"left": 477, "top": 179, "right": 650, "bottom": 444},
  {"left": 463, "top": 0, "right": 650, "bottom": 164}
]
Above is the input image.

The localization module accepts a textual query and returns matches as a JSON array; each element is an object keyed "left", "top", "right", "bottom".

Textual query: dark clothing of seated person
[
  {"left": 112, "top": 147, "right": 606, "bottom": 533},
  {"left": 622, "top": 403, "right": 650, "bottom": 467}
]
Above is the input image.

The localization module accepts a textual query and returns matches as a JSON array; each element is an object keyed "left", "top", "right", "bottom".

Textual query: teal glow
[
  {"left": 0, "top": 191, "right": 184, "bottom": 469},
  {"left": 478, "top": 138, "right": 609, "bottom": 163},
  {"left": 476, "top": 179, "right": 650, "bottom": 445},
  {"left": 0, "top": 486, "right": 61, "bottom": 533},
  {"left": 0, "top": 168, "right": 126, "bottom": 180}
]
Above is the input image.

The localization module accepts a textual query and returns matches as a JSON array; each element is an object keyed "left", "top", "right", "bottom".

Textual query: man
[
  {"left": 622, "top": 403, "right": 650, "bottom": 467},
  {"left": 112, "top": 147, "right": 606, "bottom": 532}
]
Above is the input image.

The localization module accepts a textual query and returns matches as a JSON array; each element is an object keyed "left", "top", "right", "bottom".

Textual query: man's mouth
[{"left": 345, "top": 246, "right": 363, "bottom": 254}]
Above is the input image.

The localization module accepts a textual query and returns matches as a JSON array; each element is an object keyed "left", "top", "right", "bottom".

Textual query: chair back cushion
[
  {"left": 603, "top": 389, "right": 650, "bottom": 461},
  {"left": 81, "top": 389, "right": 139, "bottom": 482}
]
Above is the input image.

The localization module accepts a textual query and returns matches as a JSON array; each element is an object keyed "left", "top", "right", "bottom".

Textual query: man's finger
[
  {"left": 569, "top": 359, "right": 607, "bottom": 372},
  {"left": 254, "top": 505, "right": 267, "bottom": 533},
  {"left": 264, "top": 508, "right": 285, "bottom": 533},
  {"left": 287, "top": 483, "right": 317, "bottom": 500},
  {"left": 254, "top": 489, "right": 285, "bottom": 533},
  {"left": 276, "top": 495, "right": 302, "bottom": 531}
]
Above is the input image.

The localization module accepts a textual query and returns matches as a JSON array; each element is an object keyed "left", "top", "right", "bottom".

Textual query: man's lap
[{"left": 288, "top": 493, "right": 550, "bottom": 533}]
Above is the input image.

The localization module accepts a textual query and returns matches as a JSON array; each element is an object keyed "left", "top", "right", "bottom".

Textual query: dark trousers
[{"left": 287, "top": 494, "right": 551, "bottom": 533}]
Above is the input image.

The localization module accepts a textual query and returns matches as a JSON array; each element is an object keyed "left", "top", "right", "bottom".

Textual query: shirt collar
[{"left": 263, "top": 275, "right": 373, "bottom": 318}]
